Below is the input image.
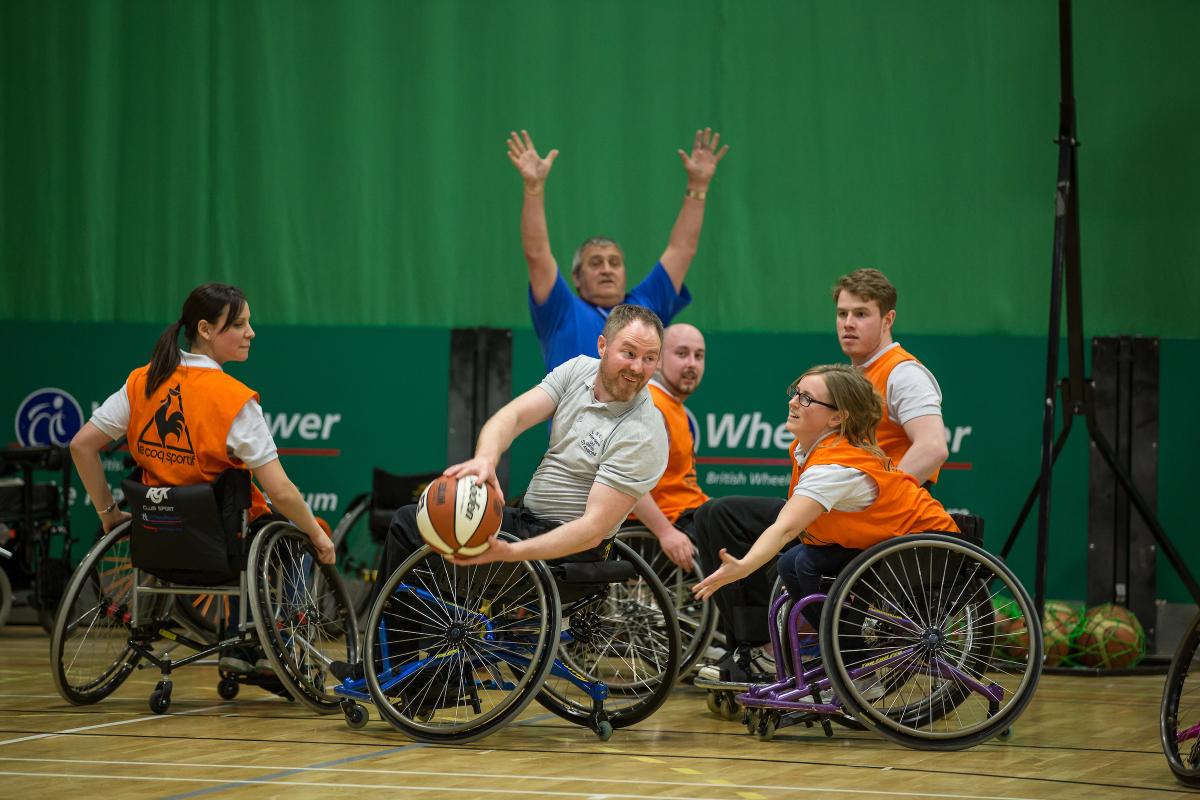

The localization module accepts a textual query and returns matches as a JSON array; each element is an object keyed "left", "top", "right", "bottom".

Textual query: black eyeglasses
[{"left": 787, "top": 385, "right": 838, "bottom": 410}]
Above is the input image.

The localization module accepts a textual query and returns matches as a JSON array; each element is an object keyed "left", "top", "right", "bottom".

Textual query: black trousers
[{"left": 693, "top": 495, "right": 787, "bottom": 649}]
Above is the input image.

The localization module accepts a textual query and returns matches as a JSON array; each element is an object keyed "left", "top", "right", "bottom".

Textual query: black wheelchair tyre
[
  {"left": 363, "top": 535, "right": 561, "bottom": 743},
  {"left": 247, "top": 522, "right": 361, "bottom": 715},
  {"left": 821, "top": 534, "right": 1042, "bottom": 751},
  {"left": 0, "top": 565, "right": 12, "bottom": 629},
  {"left": 616, "top": 527, "right": 716, "bottom": 676},
  {"left": 1161, "top": 610, "right": 1200, "bottom": 787},
  {"left": 536, "top": 538, "right": 680, "bottom": 729},
  {"left": 328, "top": 493, "right": 381, "bottom": 624},
  {"left": 50, "top": 522, "right": 167, "bottom": 705}
]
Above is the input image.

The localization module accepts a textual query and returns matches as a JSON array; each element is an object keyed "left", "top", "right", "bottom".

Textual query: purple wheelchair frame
[{"left": 735, "top": 588, "right": 1005, "bottom": 725}]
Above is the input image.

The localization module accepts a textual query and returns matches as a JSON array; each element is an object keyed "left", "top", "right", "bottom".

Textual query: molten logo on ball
[{"left": 416, "top": 474, "right": 503, "bottom": 557}]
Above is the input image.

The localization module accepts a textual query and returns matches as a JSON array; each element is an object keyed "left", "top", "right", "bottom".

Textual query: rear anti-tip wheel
[{"left": 217, "top": 678, "right": 239, "bottom": 700}]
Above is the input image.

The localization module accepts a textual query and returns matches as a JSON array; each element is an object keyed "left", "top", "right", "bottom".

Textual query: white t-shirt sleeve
[
  {"left": 791, "top": 464, "right": 878, "bottom": 511},
  {"left": 887, "top": 361, "right": 943, "bottom": 425},
  {"left": 90, "top": 383, "right": 131, "bottom": 440},
  {"left": 227, "top": 399, "right": 279, "bottom": 469},
  {"left": 537, "top": 355, "right": 589, "bottom": 404}
]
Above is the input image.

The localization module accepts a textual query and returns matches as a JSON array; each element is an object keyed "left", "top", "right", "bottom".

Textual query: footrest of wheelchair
[{"left": 334, "top": 681, "right": 371, "bottom": 701}]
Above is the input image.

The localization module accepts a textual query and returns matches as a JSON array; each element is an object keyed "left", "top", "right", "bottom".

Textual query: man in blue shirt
[{"left": 507, "top": 128, "right": 729, "bottom": 371}]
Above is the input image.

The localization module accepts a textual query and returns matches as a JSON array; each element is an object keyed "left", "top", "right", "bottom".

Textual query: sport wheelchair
[
  {"left": 0, "top": 445, "right": 75, "bottom": 631},
  {"left": 50, "top": 470, "right": 359, "bottom": 715},
  {"left": 728, "top": 530, "right": 1043, "bottom": 751},
  {"left": 1161, "top": 608, "right": 1200, "bottom": 787},
  {"left": 334, "top": 533, "right": 681, "bottom": 742}
]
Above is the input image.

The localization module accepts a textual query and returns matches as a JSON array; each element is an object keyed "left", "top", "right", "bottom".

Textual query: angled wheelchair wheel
[
  {"left": 537, "top": 539, "right": 680, "bottom": 729},
  {"left": 328, "top": 493, "right": 382, "bottom": 624},
  {"left": 821, "top": 534, "right": 1041, "bottom": 751},
  {"left": 0, "top": 563, "right": 12, "bottom": 628},
  {"left": 364, "top": 536, "right": 560, "bottom": 743},
  {"left": 50, "top": 522, "right": 169, "bottom": 705},
  {"left": 248, "top": 522, "right": 361, "bottom": 715},
  {"left": 617, "top": 528, "right": 716, "bottom": 675},
  {"left": 1161, "top": 610, "right": 1200, "bottom": 787}
]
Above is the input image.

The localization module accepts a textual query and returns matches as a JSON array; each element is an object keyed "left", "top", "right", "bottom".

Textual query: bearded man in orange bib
[
  {"left": 70, "top": 283, "right": 335, "bottom": 674},
  {"left": 630, "top": 323, "right": 709, "bottom": 572}
]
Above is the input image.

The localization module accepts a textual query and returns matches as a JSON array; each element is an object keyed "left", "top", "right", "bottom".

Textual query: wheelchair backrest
[
  {"left": 948, "top": 513, "right": 985, "bottom": 549},
  {"left": 368, "top": 468, "right": 442, "bottom": 539},
  {"left": 123, "top": 469, "right": 251, "bottom": 586}
]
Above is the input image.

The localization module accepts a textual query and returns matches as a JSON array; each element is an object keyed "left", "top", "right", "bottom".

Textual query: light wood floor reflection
[{"left": 0, "top": 626, "right": 1192, "bottom": 799}]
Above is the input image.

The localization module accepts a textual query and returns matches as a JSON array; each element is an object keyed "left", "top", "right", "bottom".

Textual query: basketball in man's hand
[{"left": 415, "top": 474, "right": 502, "bottom": 557}]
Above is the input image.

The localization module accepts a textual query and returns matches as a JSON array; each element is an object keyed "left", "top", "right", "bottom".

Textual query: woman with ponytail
[
  {"left": 71, "top": 283, "right": 335, "bottom": 674},
  {"left": 70, "top": 283, "right": 336, "bottom": 572},
  {"left": 693, "top": 364, "right": 957, "bottom": 628}
]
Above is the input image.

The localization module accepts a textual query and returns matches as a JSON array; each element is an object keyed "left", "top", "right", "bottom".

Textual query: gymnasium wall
[{"left": 3, "top": 2, "right": 1198, "bottom": 602}]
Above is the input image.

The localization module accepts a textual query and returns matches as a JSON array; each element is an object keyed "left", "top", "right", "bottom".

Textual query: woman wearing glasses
[{"left": 693, "top": 363, "right": 957, "bottom": 624}]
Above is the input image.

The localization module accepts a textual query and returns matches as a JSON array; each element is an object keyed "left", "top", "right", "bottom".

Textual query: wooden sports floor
[{"left": 0, "top": 626, "right": 1191, "bottom": 799}]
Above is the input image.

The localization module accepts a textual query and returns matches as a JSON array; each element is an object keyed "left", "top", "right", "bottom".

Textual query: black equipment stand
[{"left": 999, "top": 0, "right": 1200, "bottom": 614}]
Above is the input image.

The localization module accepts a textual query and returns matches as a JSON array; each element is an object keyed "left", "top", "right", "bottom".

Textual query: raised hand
[
  {"left": 507, "top": 130, "right": 559, "bottom": 188},
  {"left": 678, "top": 127, "right": 729, "bottom": 187}
]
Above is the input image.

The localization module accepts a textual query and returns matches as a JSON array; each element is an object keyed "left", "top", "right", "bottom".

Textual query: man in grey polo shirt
[{"left": 376, "top": 303, "right": 669, "bottom": 577}]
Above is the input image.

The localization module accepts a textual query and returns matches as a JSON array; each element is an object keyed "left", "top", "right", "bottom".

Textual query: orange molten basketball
[{"left": 415, "top": 475, "right": 503, "bottom": 557}]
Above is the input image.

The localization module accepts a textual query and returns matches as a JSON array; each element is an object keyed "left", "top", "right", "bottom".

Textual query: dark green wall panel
[{"left": 3, "top": 1, "right": 1198, "bottom": 337}]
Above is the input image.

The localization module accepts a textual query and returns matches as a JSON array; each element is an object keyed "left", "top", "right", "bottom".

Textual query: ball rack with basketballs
[{"left": 992, "top": 596, "right": 1150, "bottom": 674}]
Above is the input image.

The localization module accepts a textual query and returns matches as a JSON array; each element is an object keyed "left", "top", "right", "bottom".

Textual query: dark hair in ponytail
[{"left": 146, "top": 283, "right": 247, "bottom": 397}]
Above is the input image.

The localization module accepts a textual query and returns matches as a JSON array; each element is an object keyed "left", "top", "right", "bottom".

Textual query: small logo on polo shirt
[{"left": 579, "top": 429, "right": 605, "bottom": 457}]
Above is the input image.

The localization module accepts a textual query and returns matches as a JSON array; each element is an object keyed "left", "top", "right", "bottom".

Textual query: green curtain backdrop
[{"left": 4, "top": 0, "right": 1198, "bottom": 337}]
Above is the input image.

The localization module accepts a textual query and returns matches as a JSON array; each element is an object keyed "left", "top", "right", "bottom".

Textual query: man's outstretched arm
[
  {"left": 508, "top": 130, "right": 560, "bottom": 304},
  {"left": 443, "top": 385, "right": 557, "bottom": 503},
  {"left": 659, "top": 127, "right": 729, "bottom": 291},
  {"left": 455, "top": 481, "right": 639, "bottom": 565}
]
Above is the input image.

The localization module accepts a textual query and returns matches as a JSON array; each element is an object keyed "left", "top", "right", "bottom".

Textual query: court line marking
[
  {"left": 0, "top": 703, "right": 229, "bottom": 747},
  {"left": 0, "top": 772, "right": 1056, "bottom": 800},
  {"left": 0, "top": 758, "right": 1057, "bottom": 800},
  {"left": 159, "top": 744, "right": 431, "bottom": 800}
]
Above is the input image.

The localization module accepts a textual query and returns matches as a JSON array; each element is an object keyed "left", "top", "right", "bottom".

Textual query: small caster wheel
[
  {"left": 344, "top": 703, "right": 369, "bottom": 730},
  {"left": 595, "top": 720, "right": 613, "bottom": 741},
  {"left": 149, "top": 680, "right": 172, "bottom": 714},
  {"left": 720, "top": 692, "right": 740, "bottom": 721},
  {"left": 744, "top": 707, "right": 760, "bottom": 735},
  {"left": 705, "top": 690, "right": 722, "bottom": 716},
  {"left": 755, "top": 711, "right": 777, "bottom": 742},
  {"left": 217, "top": 678, "right": 239, "bottom": 700},
  {"left": 998, "top": 727, "right": 1012, "bottom": 740}
]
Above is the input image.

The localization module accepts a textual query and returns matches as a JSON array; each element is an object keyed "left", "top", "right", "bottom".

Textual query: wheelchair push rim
[
  {"left": 50, "top": 522, "right": 166, "bottom": 705},
  {"left": 537, "top": 538, "right": 681, "bottom": 729},
  {"left": 616, "top": 528, "right": 716, "bottom": 676},
  {"left": 248, "top": 522, "right": 361, "bottom": 715},
  {"left": 821, "top": 533, "right": 1042, "bottom": 750},
  {"left": 363, "top": 535, "right": 560, "bottom": 743}
]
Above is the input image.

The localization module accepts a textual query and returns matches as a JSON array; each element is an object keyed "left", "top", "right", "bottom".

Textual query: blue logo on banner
[{"left": 15, "top": 387, "right": 85, "bottom": 447}]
